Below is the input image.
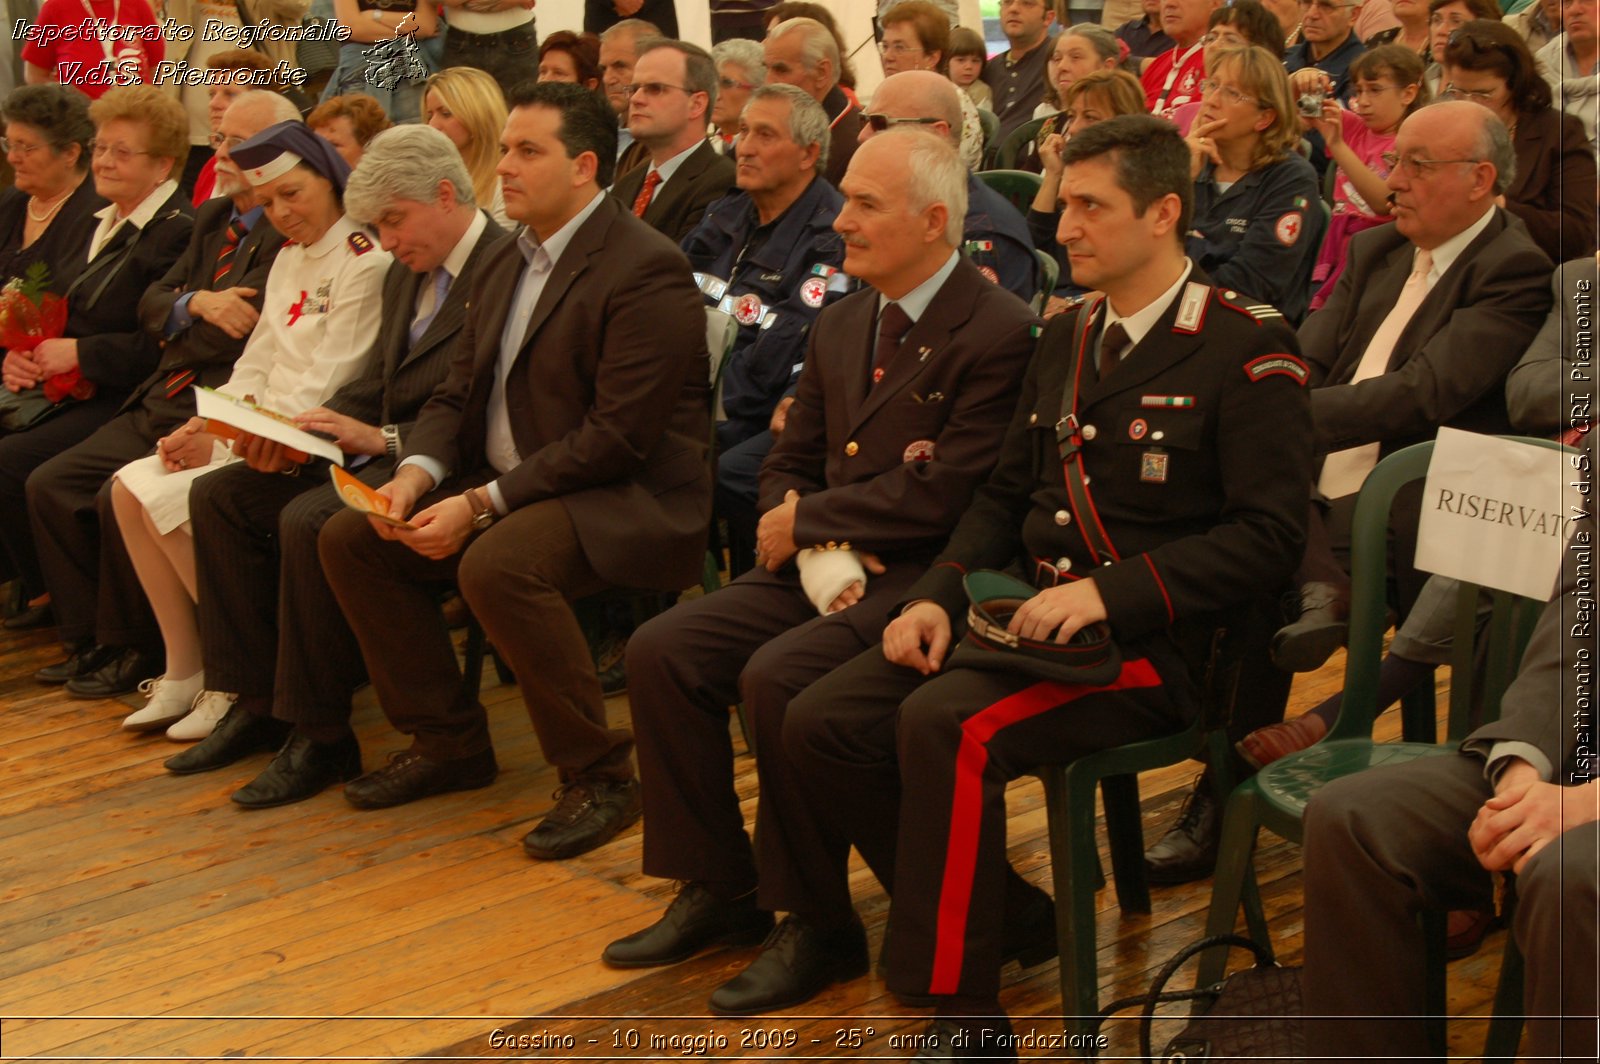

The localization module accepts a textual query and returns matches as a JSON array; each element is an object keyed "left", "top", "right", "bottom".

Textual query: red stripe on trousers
[{"left": 929, "top": 658, "right": 1165, "bottom": 994}]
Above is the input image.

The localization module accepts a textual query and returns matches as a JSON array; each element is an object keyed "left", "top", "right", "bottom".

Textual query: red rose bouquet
[{"left": 0, "top": 262, "right": 89, "bottom": 403}]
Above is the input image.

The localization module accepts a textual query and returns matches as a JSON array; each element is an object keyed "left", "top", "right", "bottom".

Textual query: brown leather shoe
[
  {"left": 1236, "top": 713, "right": 1330, "bottom": 770},
  {"left": 343, "top": 747, "right": 497, "bottom": 809},
  {"left": 521, "top": 777, "right": 641, "bottom": 859}
]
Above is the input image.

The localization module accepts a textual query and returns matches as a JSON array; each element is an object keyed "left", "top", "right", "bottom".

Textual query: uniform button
[
  {"left": 1152, "top": 430, "right": 1165, "bottom": 441},
  {"left": 826, "top": 541, "right": 837, "bottom": 550},
  {"left": 1029, "top": 412, "right": 1038, "bottom": 425},
  {"left": 839, "top": 541, "right": 851, "bottom": 550},
  {"left": 1081, "top": 424, "right": 1097, "bottom": 441},
  {"left": 1054, "top": 509, "right": 1070, "bottom": 526},
  {"left": 845, "top": 441, "right": 859, "bottom": 456},
  {"left": 1083, "top": 475, "right": 1091, "bottom": 485},
  {"left": 1056, "top": 557, "right": 1072, "bottom": 572},
  {"left": 1102, "top": 560, "right": 1113, "bottom": 567}
]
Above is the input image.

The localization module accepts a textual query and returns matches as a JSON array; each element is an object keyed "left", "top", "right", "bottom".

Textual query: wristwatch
[
  {"left": 380, "top": 423, "right": 400, "bottom": 460},
  {"left": 465, "top": 486, "right": 496, "bottom": 531}
]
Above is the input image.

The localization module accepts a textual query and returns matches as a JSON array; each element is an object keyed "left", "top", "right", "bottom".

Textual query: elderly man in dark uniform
[
  {"left": 157, "top": 125, "right": 507, "bottom": 806},
  {"left": 317, "top": 82, "right": 711, "bottom": 863},
  {"left": 682, "top": 82, "right": 850, "bottom": 577},
  {"left": 21, "top": 90, "right": 295, "bottom": 695},
  {"left": 763, "top": 16, "right": 862, "bottom": 188},
  {"left": 602, "top": 128, "right": 1040, "bottom": 1018},
  {"left": 768, "top": 115, "right": 1312, "bottom": 1053}
]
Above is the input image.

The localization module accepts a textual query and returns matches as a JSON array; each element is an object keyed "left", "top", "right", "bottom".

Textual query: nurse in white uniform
[{"left": 110, "top": 121, "right": 392, "bottom": 739}]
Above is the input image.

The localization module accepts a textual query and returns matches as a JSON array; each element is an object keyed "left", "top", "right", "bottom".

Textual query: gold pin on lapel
[{"left": 917, "top": 346, "right": 932, "bottom": 362}]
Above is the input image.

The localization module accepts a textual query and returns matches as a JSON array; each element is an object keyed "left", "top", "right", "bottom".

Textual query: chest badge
[
  {"left": 1140, "top": 451, "right": 1169, "bottom": 483},
  {"left": 733, "top": 292, "right": 763, "bottom": 325},
  {"left": 903, "top": 439, "right": 936, "bottom": 463},
  {"left": 1128, "top": 418, "right": 1149, "bottom": 441},
  {"left": 800, "top": 276, "right": 827, "bottom": 308}
]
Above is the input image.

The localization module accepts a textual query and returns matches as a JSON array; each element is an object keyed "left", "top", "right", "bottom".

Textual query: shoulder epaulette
[
  {"left": 347, "top": 232, "right": 375, "bottom": 256},
  {"left": 1214, "top": 287, "right": 1284, "bottom": 325}
]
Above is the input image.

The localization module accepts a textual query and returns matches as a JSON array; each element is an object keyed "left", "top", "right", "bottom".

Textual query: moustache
[{"left": 841, "top": 235, "right": 870, "bottom": 248}]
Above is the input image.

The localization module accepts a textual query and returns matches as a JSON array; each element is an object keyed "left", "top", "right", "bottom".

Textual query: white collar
[
  {"left": 1105, "top": 258, "right": 1195, "bottom": 346},
  {"left": 1424, "top": 205, "right": 1498, "bottom": 282},
  {"left": 439, "top": 209, "right": 489, "bottom": 282},
  {"left": 92, "top": 178, "right": 177, "bottom": 233},
  {"left": 878, "top": 250, "right": 961, "bottom": 323},
  {"left": 647, "top": 139, "right": 705, "bottom": 188},
  {"left": 517, "top": 189, "right": 606, "bottom": 269}
]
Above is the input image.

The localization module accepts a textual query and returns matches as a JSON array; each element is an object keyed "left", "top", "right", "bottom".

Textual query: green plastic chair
[
  {"left": 977, "top": 168, "right": 1043, "bottom": 218},
  {"left": 1037, "top": 625, "right": 1245, "bottom": 1039},
  {"left": 976, "top": 107, "right": 1000, "bottom": 168},
  {"left": 1032, "top": 248, "right": 1060, "bottom": 314},
  {"left": 1197, "top": 437, "right": 1563, "bottom": 1056},
  {"left": 996, "top": 117, "right": 1047, "bottom": 170}
]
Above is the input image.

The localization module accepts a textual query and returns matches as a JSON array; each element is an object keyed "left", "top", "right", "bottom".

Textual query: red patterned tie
[
  {"left": 631, "top": 170, "right": 662, "bottom": 217},
  {"left": 212, "top": 218, "right": 247, "bottom": 286}
]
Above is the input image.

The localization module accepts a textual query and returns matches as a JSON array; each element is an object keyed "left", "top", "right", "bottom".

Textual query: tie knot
[
  {"left": 1410, "top": 248, "right": 1433, "bottom": 281},
  {"left": 642, "top": 170, "right": 662, "bottom": 192},
  {"left": 879, "top": 301, "right": 912, "bottom": 342}
]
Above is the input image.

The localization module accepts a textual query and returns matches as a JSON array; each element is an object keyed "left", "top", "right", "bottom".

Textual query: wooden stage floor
[{"left": 0, "top": 616, "right": 1513, "bottom": 1062}]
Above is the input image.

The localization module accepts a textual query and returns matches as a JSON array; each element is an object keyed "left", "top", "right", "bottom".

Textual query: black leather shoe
[
  {"left": 999, "top": 882, "right": 1058, "bottom": 969},
  {"left": 35, "top": 642, "right": 116, "bottom": 685},
  {"left": 164, "top": 704, "right": 291, "bottom": 775},
  {"left": 707, "top": 914, "right": 869, "bottom": 1016},
  {"left": 3, "top": 602, "right": 53, "bottom": 630},
  {"left": 1270, "top": 581, "right": 1351, "bottom": 673},
  {"left": 232, "top": 731, "right": 363, "bottom": 809},
  {"left": 521, "top": 776, "right": 642, "bottom": 859},
  {"left": 911, "top": 1017, "right": 1018, "bottom": 1062},
  {"left": 602, "top": 883, "right": 774, "bottom": 968},
  {"left": 1144, "top": 776, "right": 1221, "bottom": 885},
  {"left": 65, "top": 646, "right": 162, "bottom": 699},
  {"left": 343, "top": 747, "right": 497, "bottom": 810}
]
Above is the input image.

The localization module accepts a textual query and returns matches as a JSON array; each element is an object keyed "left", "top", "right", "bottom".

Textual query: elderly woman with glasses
[
  {"left": 1184, "top": 45, "right": 1323, "bottom": 323},
  {"left": 108, "top": 121, "right": 390, "bottom": 739},
  {"left": 1440, "top": 19, "right": 1596, "bottom": 261},
  {"left": 876, "top": 1, "right": 985, "bottom": 170},
  {"left": 708, "top": 38, "right": 764, "bottom": 152},
  {"left": 0, "top": 85, "right": 192, "bottom": 628}
]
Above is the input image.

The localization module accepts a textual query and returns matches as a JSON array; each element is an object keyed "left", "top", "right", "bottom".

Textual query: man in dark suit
[
  {"left": 610, "top": 38, "right": 736, "bottom": 243},
  {"left": 1302, "top": 529, "right": 1597, "bottom": 1061},
  {"left": 1147, "top": 102, "right": 1556, "bottom": 889},
  {"left": 602, "top": 129, "right": 1039, "bottom": 1015},
  {"left": 777, "top": 116, "right": 1312, "bottom": 1048},
  {"left": 17, "top": 92, "right": 293, "bottom": 698},
  {"left": 155, "top": 126, "right": 507, "bottom": 807},
  {"left": 318, "top": 83, "right": 711, "bottom": 863},
  {"left": 764, "top": 16, "right": 862, "bottom": 188}
]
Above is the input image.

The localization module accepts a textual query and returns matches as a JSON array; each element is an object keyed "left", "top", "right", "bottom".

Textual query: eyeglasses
[
  {"left": 1440, "top": 81, "right": 1501, "bottom": 102},
  {"left": 1299, "top": 0, "right": 1355, "bottom": 9},
  {"left": 863, "top": 113, "right": 944, "bottom": 132},
  {"left": 1200, "top": 31, "right": 1248, "bottom": 46},
  {"left": 1, "top": 137, "right": 45, "bottom": 156},
  {"left": 626, "top": 82, "right": 699, "bottom": 97},
  {"left": 1199, "top": 78, "right": 1263, "bottom": 108},
  {"left": 1429, "top": 12, "right": 1471, "bottom": 27},
  {"left": 208, "top": 133, "right": 245, "bottom": 150},
  {"left": 89, "top": 140, "right": 152, "bottom": 162},
  {"left": 717, "top": 76, "right": 755, "bottom": 91},
  {"left": 878, "top": 40, "right": 925, "bottom": 56},
  {"left": 1381, "top": 151, "right": 1483, "bottom": 177}
]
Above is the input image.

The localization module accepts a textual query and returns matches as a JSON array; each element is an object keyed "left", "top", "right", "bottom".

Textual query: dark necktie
[
  {"left": 212, "top": 217, "right": 247, "bottom": 286},
  {"left": 872, "top": 302, "right": 913, "bottom": 385},
  {"left": 1097, "top": 320, "right": 1129, "bottom": 381},
  {"left": 632, "top": 170, "right": 662, "bottom": 217}
]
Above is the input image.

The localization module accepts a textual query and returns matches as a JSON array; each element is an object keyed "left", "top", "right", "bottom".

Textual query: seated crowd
[{"left": 1, "top": 0, "right": 1595, "bottom": 1057}]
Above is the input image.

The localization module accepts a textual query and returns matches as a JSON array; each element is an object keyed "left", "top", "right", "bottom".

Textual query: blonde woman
[{"left": 421, "top": 67, "right": 510, "bottom": 228}]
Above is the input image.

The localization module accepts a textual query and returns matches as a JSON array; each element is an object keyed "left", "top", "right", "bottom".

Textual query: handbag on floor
[{"left": 1099, "top": 933, "right": 1306, "bottom": 1063}]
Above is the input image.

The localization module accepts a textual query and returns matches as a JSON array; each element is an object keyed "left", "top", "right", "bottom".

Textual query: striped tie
[
  {"left": 631, "top": 170, "right": 662, "bottom": 217},
  {"left": 212, "top": 218, "right": 247, "bottom": 286}
]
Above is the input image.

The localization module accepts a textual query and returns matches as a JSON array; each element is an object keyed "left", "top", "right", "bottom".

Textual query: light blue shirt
[{"left": 876, "top": 249, "right": 961, "bottom": 324}]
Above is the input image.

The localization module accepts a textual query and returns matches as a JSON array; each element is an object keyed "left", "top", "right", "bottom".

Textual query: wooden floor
[{"left": 0, "top": 612, "right": 1515, "bottom": 1062}]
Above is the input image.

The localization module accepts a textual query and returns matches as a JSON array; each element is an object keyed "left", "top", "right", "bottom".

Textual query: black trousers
[
  {"left": 21, "top": 399, "right": 163, "bottom": 648},
  {"left": 624, "top": 561, "right": 923, "bottom": 904},
  {"left": 191, "top": 458, "right": 392, "bottom": 735},
  {"left": 780, "top": 645, "right": 1187, "bottom": 1000}
]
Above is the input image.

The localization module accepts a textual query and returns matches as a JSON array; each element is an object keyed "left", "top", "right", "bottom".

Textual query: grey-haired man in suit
[{"left": 162, "top": 125, "right": 507, "bottom": 808}]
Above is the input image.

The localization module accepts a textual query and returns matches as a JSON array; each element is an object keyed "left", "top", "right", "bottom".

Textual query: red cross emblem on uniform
[{"left": 733, "top": 293, "right": 762, "bottom": 326}]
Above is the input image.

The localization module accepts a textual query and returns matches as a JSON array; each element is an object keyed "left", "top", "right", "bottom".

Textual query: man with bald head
[
  {"left": 1267, "top": 100, "right": 1553, "bottom": 690},
  {"left": 23, "top": 90, "right": 297, "bottom": 698},
  {"left": 863, "top": 71, "right": 1040, "bottom": 303},
  {"left": 603, "top": 129, "right": 1038, "bottom": 1017},
  {"left": 764, "top": 17, "right": 862, "bottom": 186}
]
